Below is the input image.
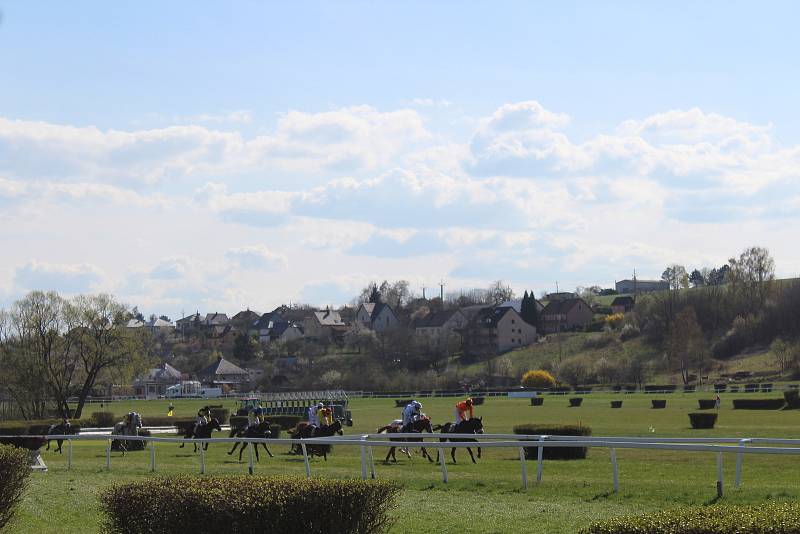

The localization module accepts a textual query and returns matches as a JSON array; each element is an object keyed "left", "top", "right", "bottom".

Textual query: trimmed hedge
[
  {"left": 761, "top": 383, "right": 773, "bottom": 393},
  {"left": 698, "top": 399, "right": 717, "bottom": 410},
  {"left": 0, "top": 419, "right": 87, "bottom": 436},
  {"left": 230, "top": 415, "right": 303, "bottom": 432},
  {"left": 582, "top": 502, "right": 800, "bottom": 534},
  {"left": 732, "top": 398, "right": 786, "bottom": 410},
  {"left": 0, "top": 443, "right": 32, "bottom": 530},
  {"left": 513, "top": 424, "right": 591, "bottom": 460},
  {"left": 651, "top": 400, "right": 667, "bottom": 409},
  {"left": 644, "top": 385, "right": 677, "bottom": 394},
  {"left": 714, "top": 383, "right": 727, "bottom": 393},
  {"left": 91, "top": 411, "right": 116, "bottom": 427},
  {"left": 784, "top": 389, "right": 800, "bottom": 409},
  {"left": 209, "top": 408, "right": 230, "bottom": 424},
  {"left": 100, "top": 475, "right": 400, "bottom": 534},
  {"left": 569, "top": 397, "right": 583, "bottom": 407},
  {"left": 0, "top": 436, "right": 48, "bottom": 450},
  {"left": 145, "top": 416, "right": 194, "bottom": 428},
  {"left": 682, "top": 385, "right": 696, "bottom": 393},
  {"left": 548, "top": 387, "right": 571, "bottom": 395},
  {"left": 744, "top": 383, "right": 759, "bottom": 393},
  {"left": 688, "top": 412, "right": 717, "bottom": 429},
  {"left": 610, "top": 401, "right": 622, "bottom": 409},
  {"left": 530, "top": 397, "right": 544, "bottom": 406}
]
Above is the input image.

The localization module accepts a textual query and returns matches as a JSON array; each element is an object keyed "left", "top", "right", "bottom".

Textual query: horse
[
  {"left": 227, "top": 420, "right": 274, "bottom": 462},
  {"left": 46, "top": 421, "right": 78, "bottom": 454},
  {"left": 180, "top": 417, "right": 222, "bottom": 452},
  {"left": 111, "top": 412, "right": 143, "bottom": 456},
  {"left": 377, "top": 416, "right": 434, "bottom": 463},
  {"left": 434, "top": 417, "right": 484, "bottom": 464},
  {"left": 289, "top": 420, "right": 343, "bottom": 461}
]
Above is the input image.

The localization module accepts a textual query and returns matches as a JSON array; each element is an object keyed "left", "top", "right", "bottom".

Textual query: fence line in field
[{"left": 7, "top": 432, "right": 800, "bottom": 496}]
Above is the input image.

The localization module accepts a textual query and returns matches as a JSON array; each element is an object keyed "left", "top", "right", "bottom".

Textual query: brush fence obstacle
[{"left": 9, "top": 433, "right": 800, "bottom": 496}]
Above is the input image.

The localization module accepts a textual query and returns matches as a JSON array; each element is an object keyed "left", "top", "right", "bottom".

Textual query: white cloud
[
  {"left": 14, "top": 261, "right": 103, "bottom": 294},
  {"left": 225, "top": 245, "right": 288, "bottom": 270},
  {"left": 175, "top": 110, "right": 253, "bottom": 124}
]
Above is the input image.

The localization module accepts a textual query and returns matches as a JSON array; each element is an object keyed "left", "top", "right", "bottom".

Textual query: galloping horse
[
  {"left": 289, "top": 420, "right": 343, "bottom": 461},
  {"left": 377, "top": 416, "right": 434, "bottom": 463},
  {"left": 111, "top": 412, "right": 143, "bottom": 456},
  {"left": 434, "top": 417, "right": 484, "bottom": 464},
  {"left": 180, "top": 417, "right": 222, "bottom": 452},
  {"left": 227, "top": 420, "right": 274, "bottom": 462},
  {"left": 46, "top": 421, "right": 78, "bottom": 454}
]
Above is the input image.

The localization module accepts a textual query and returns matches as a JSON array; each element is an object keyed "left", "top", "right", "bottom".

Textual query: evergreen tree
[{"left": 368, "top": 284, "right": 382, "bottom": 304}]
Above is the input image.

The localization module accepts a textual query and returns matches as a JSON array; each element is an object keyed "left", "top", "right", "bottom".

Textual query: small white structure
[{"left": 166, "top": 381, "right": 222, "bottom": 399}]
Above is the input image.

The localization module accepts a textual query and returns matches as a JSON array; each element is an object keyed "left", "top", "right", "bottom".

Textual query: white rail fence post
[
  {"left": 248, "top": 441, "right": 255, "bottom": 475},
  {"left": 360, "top": 435, "right": 368, "bottom": 480},
  {"left": 149, "top": 441, "right": 156, "bottom": 472},
  {"left": 519, "top": 447, "right": 528, "bottom": 490},
  {"left": 439, "top": 443, "right": 448, "bottom": 483},
  {"left": 716, "top": 452, "right": 724, "bottom": 498},
  {"left": 67, "top": 438, "right": 73, "bottom": 470},
  {"left": 610, "top": 447, "right": 619, "bottom": 493},
  {"left": 199, "top": 442, "right": 206, "bottom": 474},
  {"left": 301, "top": 442, "right": 311, "bottom": 478},
  {"left": 735, "top": 439, "right": 747, "bottom": 488},
  {"left": 105, "top": 439, "right": 111, "bottom": 471},
  {"left": 536, "top": 436, "right": 546, "bottom": 483},
  {"left": 368, "top": 444, "right": 376, "bottom": 479}
]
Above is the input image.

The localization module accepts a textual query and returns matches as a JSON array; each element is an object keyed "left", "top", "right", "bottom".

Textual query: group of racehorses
[
  {"left": 43, "top": 410, "right": 485, "bottom": 466},
  {"left": 377, "top": 416, "right": 484, "bottom": 464}
]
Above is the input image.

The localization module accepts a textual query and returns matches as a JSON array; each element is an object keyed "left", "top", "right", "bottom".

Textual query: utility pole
[
  {"left": 422, "top": 285, "right": 427, "bottom": 300},
  {"left": 439, "top": 279, "right": 446, "bottom": 309}
]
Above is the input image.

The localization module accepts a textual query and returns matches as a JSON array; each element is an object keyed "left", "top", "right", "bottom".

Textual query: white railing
[{"left": 7, "top": 432, "right": 800, "bottom": 497}]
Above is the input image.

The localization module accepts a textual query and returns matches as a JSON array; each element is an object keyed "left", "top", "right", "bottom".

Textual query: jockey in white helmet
[{"left": 401, "top": 400, "right": 422, "bottom": 428}]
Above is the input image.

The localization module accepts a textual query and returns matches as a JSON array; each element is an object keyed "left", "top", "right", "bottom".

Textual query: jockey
[
  {"left": 318, "top": 406, "right": 333, "bottom": 427},
  {"left": 194, "top": 407, "right": 209, "bottom": 434},
  {"left": 454, "top": 398, "right": 474, "bottom": 424},
  {"left": 247, "top": 407, "right": 260, "bottom": 428},
  {"left": 308, "top": 402, "right": 323, "bottom": 427},
  {"left": 402, "top": 400, "right": 422, "bottom": 428}
]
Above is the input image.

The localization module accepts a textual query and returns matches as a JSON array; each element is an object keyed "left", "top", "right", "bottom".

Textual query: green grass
[{"left": 7, "top": 395, "right": 800, "bottom": 533}]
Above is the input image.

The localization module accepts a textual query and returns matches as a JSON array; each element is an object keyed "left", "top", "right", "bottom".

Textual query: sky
[{"left": 1, "top": 1, "right": 800, "bottom": 318}]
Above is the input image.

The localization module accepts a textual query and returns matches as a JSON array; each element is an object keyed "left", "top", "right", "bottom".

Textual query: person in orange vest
[{"left": 454, "top": 398, "right": 475, "bottom": 424}]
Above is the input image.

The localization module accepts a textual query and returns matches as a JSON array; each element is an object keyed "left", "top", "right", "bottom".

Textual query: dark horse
[
  {"left": 179, "top": 417, "right": 222, "bottom": 452},
  {"left": 46, "top": 421, "right": 78, "bottom": 454},
  {"left": 434, "top": 417, "right": 484, "bottom": 464},
  {"left": 377, "top": 416, "right": 434, "bottom": 463},
  {"left": 227, "top": 421, "right": 274, "bottom": 462},
  {"left": 289, "top": 420, "right": 343, "bottom": 461}
]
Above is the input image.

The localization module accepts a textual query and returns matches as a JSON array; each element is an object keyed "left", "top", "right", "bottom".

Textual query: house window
[{"left": 512, "top": 319, "right": 515, "bottom": 324}]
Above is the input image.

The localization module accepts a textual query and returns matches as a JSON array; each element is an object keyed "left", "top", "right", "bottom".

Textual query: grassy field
[{"left": 8, "top": 394, "right": 800, "bottom": 533}]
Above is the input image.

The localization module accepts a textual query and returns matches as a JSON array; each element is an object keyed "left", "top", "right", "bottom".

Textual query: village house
[
  {"left": 175, "top": 312, "right": 201, "bottom": 335},
  {"left": 461, "top": 306, "right": 537, "bottom": 356},
  {"left": 126, "top": 317, "right": 175, "bottom": 335},
  {"left": 540, "top": 297, "right": 593, "bottom": 334},
  {"left": 203, "top": 312, "right": 230, "bottom": 327},
  {"left": 355, "top": 302, "right": 399, "bottom": 332},
  {"left": 197, "top": 355, "right": 250, "bottom": 391},
  {"left": 303, "top": 308, "right": 348, "bottom": 342},
  {"left": 611, "top": 296, "right": 635, "bottom": 314},
  {"left": 413, "top": 309, "right": 467, "bottom": 350},
  {"left": 133, "top": 362, "right": 184, "bottom": 399},
  {"left": 230, "top": 309, "right": 261, "bottom": 332},
  {"left": 615, "top": 279, "right": 668, "bottom": 293}
]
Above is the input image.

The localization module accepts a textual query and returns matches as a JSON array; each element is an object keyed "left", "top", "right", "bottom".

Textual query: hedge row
[
  {"left": 583, "top": 502, "right": 800, "bottom": 533},
  {"left": 785, "top": 390, "right": 800, "bottom": 409},
  {"left": 732, "top": 398, "right": 786, "bottom": 410},
  {"left": 688, "top": 413, "right": 717, "bottom": 429},
  {"left": 230, "top": 415, "right": 302, "bottom": 431},
  {"left": 698, "top": 399, "right": 717, "bottom": 410},
  {"left": 513, "top": 424, "right": 591, "bottom": 460},
  {"left": 0, "top": 443, "right": 32, "bottom": 530},
  {"left": 0, "top": 419, "right": 85, "bottom": 436},
  {"left": 100, "top": 475, "right": 400, "bottom": 534}
]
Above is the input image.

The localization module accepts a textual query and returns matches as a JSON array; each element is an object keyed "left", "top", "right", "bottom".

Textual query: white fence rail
[{"left": 7, "top": 432, "right": 800, "bottom": 496}]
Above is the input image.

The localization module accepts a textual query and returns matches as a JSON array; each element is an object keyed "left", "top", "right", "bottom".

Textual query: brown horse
[
  {"left": 434, "top": 417, "right": 484, "bottom": 464},
  {"left": 227, "top": 421, "right": 274, "bottom": 462},
  {"left": 377, "top": 416, "right": 434, "bottom": 463},
  {"left": 289, "top": 420, "right": 343, "bottom": 461},
  {"left": 179, "top": 417, "right": 222, "bottom": 452}
]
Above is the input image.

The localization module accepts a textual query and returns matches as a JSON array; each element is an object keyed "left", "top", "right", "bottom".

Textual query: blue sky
[{"left": 1, "top": 1, "right": 799, "bottom": 316}]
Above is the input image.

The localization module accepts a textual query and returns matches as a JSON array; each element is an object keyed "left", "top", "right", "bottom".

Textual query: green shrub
[
  {"left": 530, "top": 397, "right": 544, "bottom": 406},
  {"left": 698, "top": 399, "right": 717, "bottom": 410},
  {"left": 0, "top": 443, "right": 32, "bottom": 530},
  {"left": 610, "top": 401, "right": 622, "bottom": 408},
  {"left": 0, "top": 419, "right": 88, "bottom": 436},
  {"left": 569, "top": 397, "right": 583, "bottom": 407},
  {"left": 714, "top": 383, "right": 727, "bottom": 393},
  {"left": 582, "top": 502, "right": 800, "bottom": 534},
  {"left": 513, "top": 424, "right": 591, "bottom": 460},
  {"left": 732, "top": 398, "right": 786, "bottom": 410},
  {"left": 0, "top": 436, "right": 48, "bottom": 450},
  {"left": 688, "top": 412, "right": 717, "bottom": 429},
  {"left": 651, "top": 399, "right": 667, "bottom": 409},
  {"left": 784, "top": 389, "right": 800, "bottom": 409},
  {"left": 145, "top": 416, "right": 194, "bottom": 428},
  {"left": 100, "top": 475, "right": 400, "bottom": 534},
  {"left": 208, "top": 407, "right": 230, "bottom": 424},
  {"left": 521, "top": 369, "right": 556, "bottom": 389},
  {"left": 644, "top": 385, "right": 677, "bottom": 393},
  {"left": 91, "top": 411, "right": 116, "bottom": 427}
]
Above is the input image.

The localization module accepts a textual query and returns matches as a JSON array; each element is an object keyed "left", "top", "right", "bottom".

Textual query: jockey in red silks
[{"left": 454, "top": 398, "right": 474, "bottom": 424}]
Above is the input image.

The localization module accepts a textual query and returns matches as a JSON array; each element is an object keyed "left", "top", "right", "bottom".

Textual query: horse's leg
[
  {"left": 384, "top": 447, "right": 393, "bottom": 463},
  {"left": 254, "top": 445, "right": 260, "bottom": 462},
  {"left": 56, "top": 439, "right": 63, "bottom": 454},
  {"left": 46, "top": 440, "right": 51, "bottom": 451},
  {"left": 451, "top": 444, "right": 457, "bottom": 463},
  {"left": 466, "top": 446, "right": 477, "bottom": 464},
  {"left": 228, "top": 441, "right": 240, "bottom": 455},
  {"left": 262, "top": 443, "right": 273, "bottom": 458},
  {"left": 478, "top": 446, "right": 482, "bottom": 459}
]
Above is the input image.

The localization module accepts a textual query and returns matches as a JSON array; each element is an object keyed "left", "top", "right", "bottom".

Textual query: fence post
[
  {"left": 716, "top": 452, "right": 724, "bottom": 498},
  {"left": 360, "top": 435, "right": 368, "bottom": 480},
  {"left": 735, "top": 439, "right": 746, "bottom": 488},
  {"left": 439, "top": 445, "right": 448, "bottom": 483},
  {"left": 536, "top": 436, "right": 545, "bottom": 483},
  {"left": 610, "top": 447, "right": 619, "bottom": 493},
  {"left": 519, "top": 447, "right": 528, "bottom": 490},
  {"left": 67, "top": 438, "right": 73, "bottom": 470},
  {"left": 248, "top": 441, "right": 255, "bottom": 475},
  {"left": 301, "top": 442, "right": 311, "bottom": 478},
  {"left": 199, "top": 442, "right": 206, "bottom": 474},
  {"left": 150, "top": 441, "right": 156, "bottom": 472},
  {"left": 106, "top": 439, "right": 111, "bottom": 471},
  {"left": 368, "top": 445, "right": 376, "bottom": 479}
]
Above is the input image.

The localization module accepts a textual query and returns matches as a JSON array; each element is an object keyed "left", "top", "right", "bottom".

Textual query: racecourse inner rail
[{"left": 10, "top": 432, "right": 800, "bottom": 497}]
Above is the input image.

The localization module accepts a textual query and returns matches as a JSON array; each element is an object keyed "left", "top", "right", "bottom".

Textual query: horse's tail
[
  {"left": 431, "top": 424, "right": 444, "bottom": 431},
  {"left": 376, "top": 425, "right": 392, "bottom": 434}
]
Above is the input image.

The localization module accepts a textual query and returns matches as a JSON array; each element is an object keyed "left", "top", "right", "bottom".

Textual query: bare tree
[
  {"left": 488, "top": 280, "right": 514, "bottom": 305},
  {"left": 666, "top": 306, "right": 706, "bottom": 385}
]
